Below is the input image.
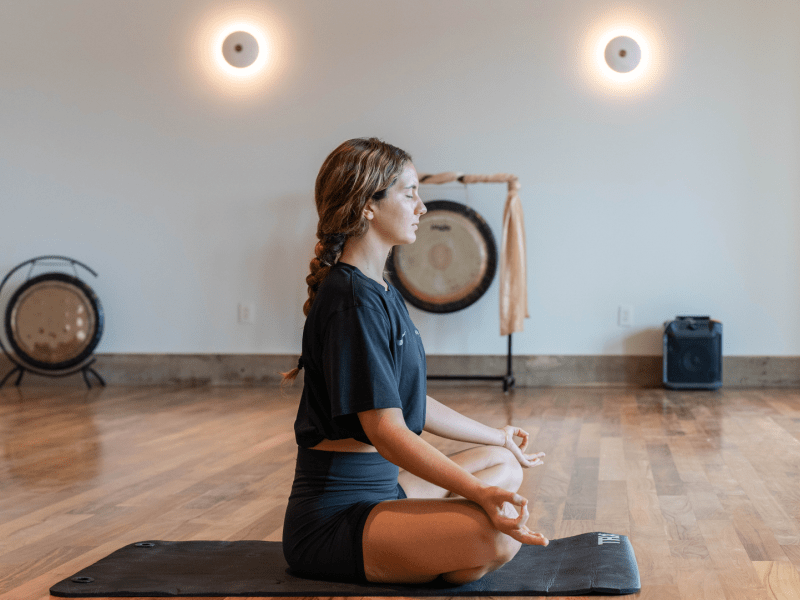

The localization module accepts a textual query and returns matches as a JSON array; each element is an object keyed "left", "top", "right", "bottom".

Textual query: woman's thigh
[
  {"left": 362, "top": 497, "right": 516, "bottom": 584},
  {"left": 398, "top": 445, "right": 521, "bottom": 499}
]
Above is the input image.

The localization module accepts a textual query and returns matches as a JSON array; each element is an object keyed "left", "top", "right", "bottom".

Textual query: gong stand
[
  {"left": 415, "top": 172, "right": 529, "bottom": 393},
  {"left": 0, "top": 255, "right": 106, "bottom": 389},
  {"left": 428, "top": 333, "right": 516, "bottom": 393}
]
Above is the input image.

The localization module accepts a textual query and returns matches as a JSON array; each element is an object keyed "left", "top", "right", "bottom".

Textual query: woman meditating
[{"left": 281, "top": 137, "right": 548, "bottom": 585}]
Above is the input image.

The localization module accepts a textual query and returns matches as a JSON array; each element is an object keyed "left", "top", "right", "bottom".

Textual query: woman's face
[{"left": 366, "top": 162, "right": 426, "bottom": 247}]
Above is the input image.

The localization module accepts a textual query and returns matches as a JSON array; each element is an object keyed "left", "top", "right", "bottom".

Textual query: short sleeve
[{"left": 323, "top": 306, "right": 402, "bottom": 418}]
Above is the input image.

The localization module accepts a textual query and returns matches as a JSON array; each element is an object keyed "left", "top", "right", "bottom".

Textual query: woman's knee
[
  {"left": 478, "top": 511, "right": 522, "bottom": 566},
  {"left": 441, "top": 521, "right": 521, "bottom": 584},
  {"left": 496, "top": 446, "right": 523, "bottom": 491},
  {"left": 493, "top": 528, "right": 522, "bottom": 565}
]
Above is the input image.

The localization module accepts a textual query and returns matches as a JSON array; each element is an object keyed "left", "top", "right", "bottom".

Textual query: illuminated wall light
[
  {"left": 604, "top": 36, "right": 641, "bottom": 73},
  {"left": 578, "top": 10, "right": 667, "bottom": 99},
  {"left": 222, "top": 31, "right": 259, "bottom": 68},
  {"left": 212, "top": 24, "right": 269, "bottom": 79},
  {"left": 186, "top": 5, "right": 288, "bottom": 101},
  {"left": 594, "top": 27, "right": 651, "bottom": 85}
]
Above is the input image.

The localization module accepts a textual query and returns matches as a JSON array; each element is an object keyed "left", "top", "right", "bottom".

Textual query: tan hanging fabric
[{"left": 417, "top": 172, "right": 529, "bottom": 336}]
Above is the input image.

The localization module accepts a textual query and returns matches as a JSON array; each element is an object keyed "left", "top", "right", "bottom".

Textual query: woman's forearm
[
  {"left": 424, "top": 395, "right": 505, "bottom": 446},
  {"left": 372, "top": 414, "right": 491, "bottom": 502}
]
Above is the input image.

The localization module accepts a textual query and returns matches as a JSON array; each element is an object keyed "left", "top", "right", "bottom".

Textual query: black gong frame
[
  {"left": 386, "top": 199, "right": 515, "bottom": 393},
  {"left": 426, "top": 334, "right": 516, "bottom": 393},
  {"left": 0, "top": 255, "right": 106, "bottom": 389}
]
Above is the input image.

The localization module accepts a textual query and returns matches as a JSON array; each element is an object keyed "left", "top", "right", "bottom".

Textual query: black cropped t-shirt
[{"left": 293, "top": 261, "right": 427, "bottom": 448}]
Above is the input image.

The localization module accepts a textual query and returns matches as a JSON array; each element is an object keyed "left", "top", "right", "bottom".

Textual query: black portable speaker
[{"left": 663, "top": 316, "right": 722, "bottom": 390}]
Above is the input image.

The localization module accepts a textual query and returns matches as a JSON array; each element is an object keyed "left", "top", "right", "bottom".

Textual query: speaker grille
[{"left": 663, "top": 317, "right": 722, "bottom": 390}]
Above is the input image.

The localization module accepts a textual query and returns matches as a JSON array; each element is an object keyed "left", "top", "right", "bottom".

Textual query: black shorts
[{"left": 282, "top": 447, "right": 407, "bottom": 583}]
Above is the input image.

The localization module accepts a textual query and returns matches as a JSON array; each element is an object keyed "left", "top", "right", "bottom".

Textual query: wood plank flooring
[{"left": 1, "top": 384, "right": 800, "bottom": 599}]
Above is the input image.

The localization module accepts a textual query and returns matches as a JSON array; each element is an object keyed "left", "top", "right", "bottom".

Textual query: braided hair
[{"left": 280, "top": 137, "right": 412, "bottom": 386}]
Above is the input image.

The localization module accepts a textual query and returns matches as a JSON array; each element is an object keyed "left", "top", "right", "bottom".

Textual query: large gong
[
  {"left": 0, "top": 256, "right": 105, "bottom": 388},
  {"left": 5, "top": 272, "right": 103, "bottom": 371},
  {"left": 387, "top": 200, "right": 497, "bottom": 313}
]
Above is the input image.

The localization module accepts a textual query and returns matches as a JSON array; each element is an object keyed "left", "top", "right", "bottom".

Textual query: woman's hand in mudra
[
  {"left": 478, "top": 487, "right": 549, "bottom": 546},
  {"left": 500, "top": 425, "right": 546, "bottom": 468}
]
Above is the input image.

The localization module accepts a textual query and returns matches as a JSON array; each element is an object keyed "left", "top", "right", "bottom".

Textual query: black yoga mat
[{"left": 51, "top": 532, "right": 640, "bottom": 597}]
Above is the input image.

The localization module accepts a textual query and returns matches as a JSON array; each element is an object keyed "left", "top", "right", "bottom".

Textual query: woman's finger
[
  {"left": 493, "top": 492, "right": 525, "bottom": 512},
  {"left": 524, "top": 531, "right": 549, "bottom": 546},
  {"left": 508, "top": 444, "right": 543, "bottom": 468},
  {"left": 525, "top": 454, "right": 545, "bottom": 466},
  {"left": 517, "top": 428, "right": 529, "bottom": 452},
  {"left": 509, "top": 444, "right": 541, "bottom": 469},
  {"left": 509, "top": 524, "right": 548, "bottom": 546},
  {"left": 515, "top": 499, "right": 530, "bottom": 526}
]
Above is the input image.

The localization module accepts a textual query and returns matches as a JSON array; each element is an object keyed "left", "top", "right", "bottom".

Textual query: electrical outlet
[
  {"left": 618, "top": 305, "right": 633, "bottom": 327},
  {"left": 238, "top": 303, "right": 254, "bottom": 324}
]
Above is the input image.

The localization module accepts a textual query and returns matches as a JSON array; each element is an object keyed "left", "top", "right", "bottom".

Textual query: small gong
[
  {"left": 387, "top": 200, "right": 497, "bottom": 313},
  {"left": 4, "top": 272, "right": 104, "bottom": 372}
]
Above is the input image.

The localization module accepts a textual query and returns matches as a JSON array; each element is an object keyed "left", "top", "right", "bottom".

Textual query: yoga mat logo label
[{"left": 598, "top": 534, "right": 620, "bottom": 545}]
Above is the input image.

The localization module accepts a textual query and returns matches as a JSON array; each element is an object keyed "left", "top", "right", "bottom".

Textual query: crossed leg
[
  {"left": 398, "top": 445, "right": 523, "bottom": 499},
  {"left": 362, "top": 445, "right": 525, "bottom": 584}
]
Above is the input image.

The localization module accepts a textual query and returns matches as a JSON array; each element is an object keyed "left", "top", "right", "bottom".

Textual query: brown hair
[{"left": 280, "top": 137, "right": 412, "bottom": 387}]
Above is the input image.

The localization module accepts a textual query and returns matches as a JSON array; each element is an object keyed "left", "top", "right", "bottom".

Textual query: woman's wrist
[
  {"left": 496, "top": 427, "right": 507, "bottom": 447},
  {"left": 469, "top": 479, "right": 496, "bottom": 504}
]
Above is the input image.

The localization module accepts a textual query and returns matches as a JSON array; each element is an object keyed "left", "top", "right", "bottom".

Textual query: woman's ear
[{"left": 362, "top": 202, "right": 375, "bottom": 221}]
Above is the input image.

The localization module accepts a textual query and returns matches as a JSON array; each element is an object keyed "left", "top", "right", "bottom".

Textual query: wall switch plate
[
  {"left": 618, "top": 305, "right": 633, "bottom": 327},
  {"left": 238, "top": 303, "right": 254, "bottom": 324}
]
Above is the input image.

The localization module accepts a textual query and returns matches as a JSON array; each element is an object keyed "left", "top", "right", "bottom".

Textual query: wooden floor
[{"left": 2, "top": 384, "right": 800, "bottom": 599}]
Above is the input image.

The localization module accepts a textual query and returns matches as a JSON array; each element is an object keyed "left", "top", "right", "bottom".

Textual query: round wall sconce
[
  {"left": 604, "top": 36, "right": 641, "bottom": 73},
  {"left": 222, "top": 31, "right": 259, "bottom": 68},
  {"left": 580, "top": 12, "right": 665, "bottom": 97},
  {"left": 192, "top": 9, "right": 286, "bottom": 98}
]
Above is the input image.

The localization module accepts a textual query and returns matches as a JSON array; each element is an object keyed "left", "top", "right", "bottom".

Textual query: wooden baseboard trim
[{"left": 1, "top": 353, "right": 798, "bottom": 388}]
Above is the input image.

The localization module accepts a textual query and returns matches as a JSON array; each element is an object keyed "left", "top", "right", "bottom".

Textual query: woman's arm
[
  {"left": 359, "top": 407, "right": 547, "bottom": 546},
  {"left": 423, "top": 395, "right": 505, "bottom": 446},
  {"left": 363, "top": 407, "right": 490, "bottom": 499},
  {"left": 424, "top": 395, "right": 546, "bottom": 469}
]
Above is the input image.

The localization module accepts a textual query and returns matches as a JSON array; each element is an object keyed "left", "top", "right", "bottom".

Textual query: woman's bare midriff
[{"left": 310, "top": 438, "right": 378, "bottom": 452}]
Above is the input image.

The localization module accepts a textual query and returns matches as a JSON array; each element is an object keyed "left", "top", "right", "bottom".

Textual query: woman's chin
[{"left": 396, "top": 234, "right": 416, "bottom": 245}]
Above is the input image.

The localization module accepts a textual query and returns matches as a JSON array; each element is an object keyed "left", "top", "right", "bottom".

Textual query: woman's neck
[{"left": 339, "top": 236, "right": 390, "bottom": 290}]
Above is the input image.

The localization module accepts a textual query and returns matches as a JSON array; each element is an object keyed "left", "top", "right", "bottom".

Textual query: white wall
[{"left": 1, "top": 0, "right": 798, "bottom": 356}]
